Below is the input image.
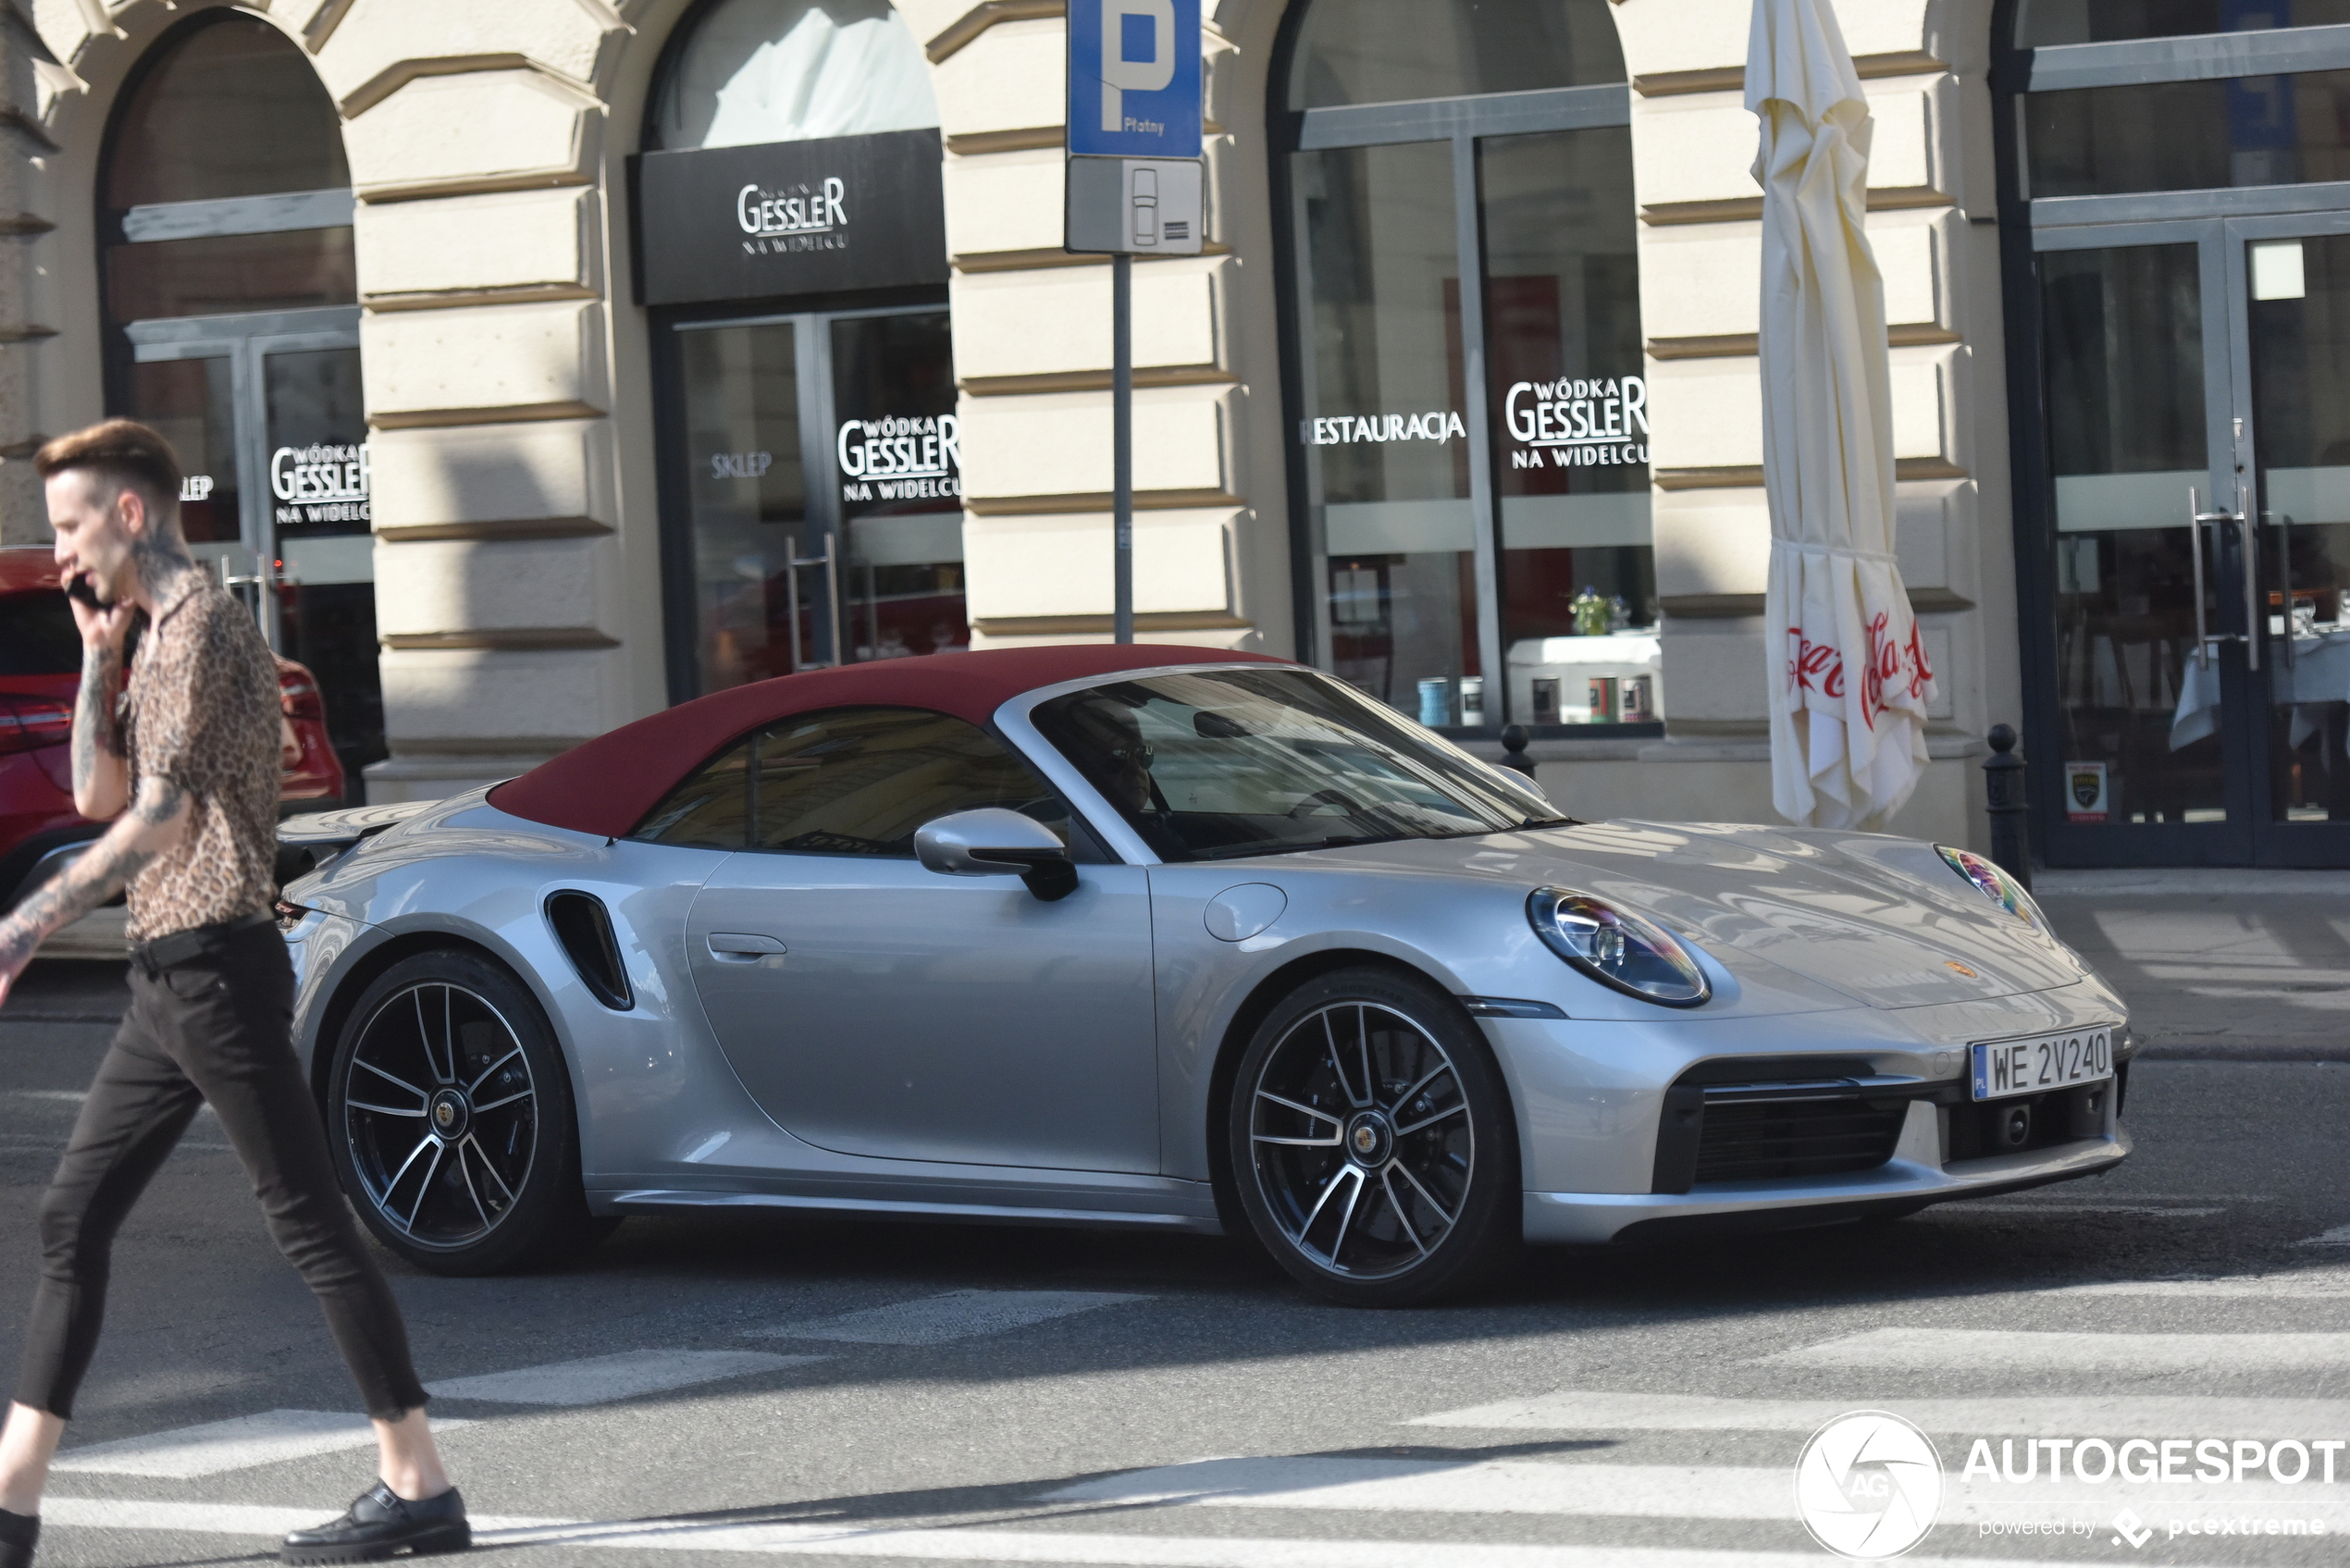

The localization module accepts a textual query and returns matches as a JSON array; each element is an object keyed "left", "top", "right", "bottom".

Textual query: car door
[{"left": 656, "top": 705, "right": 1159, "bottom": 1173}]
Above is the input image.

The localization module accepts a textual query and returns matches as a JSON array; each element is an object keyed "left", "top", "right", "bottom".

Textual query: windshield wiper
[{"left": 1189, "top": 833, "right": 1405, "bottom": 860}]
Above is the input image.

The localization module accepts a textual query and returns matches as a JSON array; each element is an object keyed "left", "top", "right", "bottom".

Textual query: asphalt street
[{"left": 0, "top": 880, "right": 2343, "bottom": 1568}]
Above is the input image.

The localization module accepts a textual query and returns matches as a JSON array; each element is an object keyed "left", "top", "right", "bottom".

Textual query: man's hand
[
  {"left": 0, "top": 773, "right": 190, "bottom": 1007},
  {"left": 67, "top": 576, "right": 134, "bottom": 821},
  {"left": 65, "top": 578, "right": 135, "bottom": 656}
]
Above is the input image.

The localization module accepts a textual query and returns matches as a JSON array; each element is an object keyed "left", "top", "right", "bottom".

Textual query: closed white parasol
[{"left": 1750, "top": 0, "right": 1936, "bottom": 830}]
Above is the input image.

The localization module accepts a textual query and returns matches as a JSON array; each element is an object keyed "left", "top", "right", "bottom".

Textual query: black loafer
[
  {"left": 280, "top": 1480, "right": 468, "bottom": 1564},
  {"left": 0, "top": 1505, "right": 34, "bottom": 1568}
]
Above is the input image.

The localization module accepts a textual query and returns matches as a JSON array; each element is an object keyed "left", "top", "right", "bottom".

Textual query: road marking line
[
  {"left": 754, "top": 1290, "right": 1150, "bottom": 1347},
  {"left": 2040, "top": 1271, "right": 2350, "bottom": 1298},
  {"left": 1045, "top": 1456, "right": 2350, "bottom": 1519},
  {"left": 1408, "top": 1390, "right": 2350, "bottom": 1436},
  {"left": 1929, "top": 1204, "right": 2225, "bottom": 1216},
  {"left": 31, "top": 1497, "right": 2220, "bottom": 1568},
  {"left": 1763, "top": 1328, "right": 2350, "bottom": 1370},
  {"left": 54, "top": 1409, "right": 476, "bottom": 1479},
  {"left": 2294, "top": 1225, "right": 2350, "bottom": 1247},
  {"left": 424, "top": 1350, "right": 820, "bottom": 1406},
  {"left": 13, "top": 1090, "right": 85, "bottom": 1102}
]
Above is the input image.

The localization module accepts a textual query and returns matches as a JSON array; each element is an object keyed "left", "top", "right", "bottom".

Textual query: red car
[{"left": 0, "top": 549, "right": 343, "bottom": 912}]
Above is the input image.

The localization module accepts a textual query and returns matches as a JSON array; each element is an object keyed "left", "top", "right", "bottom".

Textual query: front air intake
[{"left": 545, "top": 891, "right": 633, "bottom": 1010}]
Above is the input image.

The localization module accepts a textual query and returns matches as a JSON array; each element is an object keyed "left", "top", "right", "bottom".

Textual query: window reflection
[
  {"left": 104, "top": 13, "right": 348, "bottom": 207},
  {"left": 1293, "top": 141, "right": 1479, "bottom": 723},
  {"left": 2041, "top": 243, "right": 2223, "bottom": 824},
  {"left": 651, "top": 0, "right": 938, "bottom": 149},
  {"left": 2027, "top": 69, "right": 2350, "bottom": 196},
  {"left": 1287, "top": 0, "right": 1624, "bottom": 109},
  {"left": 1480, "top": 127, "right": 1657, "bottom": 727},
  {"left": 2016, "top": 0, "right": 2350, "bottom": 48}
]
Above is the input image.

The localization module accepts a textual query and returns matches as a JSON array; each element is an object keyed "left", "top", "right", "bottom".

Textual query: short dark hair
[{"left": 35, "top": 418, "right": 182, "bottom": 522}]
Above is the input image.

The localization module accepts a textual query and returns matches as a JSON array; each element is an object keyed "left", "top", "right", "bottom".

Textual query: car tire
[
  {"left": 326, "top": 948, "right": 612, "bottom": 1276},
  {"left": 1227, "top": 965, "right": 1521, "bottom": 1306}
]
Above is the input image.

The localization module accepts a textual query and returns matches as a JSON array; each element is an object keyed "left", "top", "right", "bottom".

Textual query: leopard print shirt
[{"left": 120, "top": 574, "right": 281, "bottom": 942}]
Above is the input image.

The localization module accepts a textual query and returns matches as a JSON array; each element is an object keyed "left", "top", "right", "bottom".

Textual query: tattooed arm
[
  {"left": 0, "top": 772, "right": 190, "bottom": 1001},
  {"left": 66, "top": 593, "right": 135, "bottom": 821}
]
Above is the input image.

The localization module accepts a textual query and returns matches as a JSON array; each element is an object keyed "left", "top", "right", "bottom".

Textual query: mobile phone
[{"left": 64, "top": 574, "right": 105, "bottom": 610}]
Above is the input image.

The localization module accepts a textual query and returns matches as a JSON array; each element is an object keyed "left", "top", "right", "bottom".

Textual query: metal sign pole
[
  {"left": 1065, "top": 0, "right": 1202, "bottom": 648},
  {"left": 1113, "top": 252, "right": 1133, "bottom": 644}
]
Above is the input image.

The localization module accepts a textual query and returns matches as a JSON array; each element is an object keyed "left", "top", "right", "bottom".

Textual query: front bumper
[{"left": 1523, "top": 1110, "right": 2131, "bottom": 1243}]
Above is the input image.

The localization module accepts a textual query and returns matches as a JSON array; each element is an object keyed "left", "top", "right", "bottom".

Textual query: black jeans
[{"left": 15, "top": 921, "right": 427, "bottom": 1421}]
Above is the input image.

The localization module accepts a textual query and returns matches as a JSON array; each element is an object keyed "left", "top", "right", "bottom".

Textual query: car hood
[{"left": 1300, "top": 819, "right": 2089, "bottom": 1009}]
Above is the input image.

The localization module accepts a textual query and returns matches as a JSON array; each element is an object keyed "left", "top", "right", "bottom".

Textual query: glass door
[
  {"left": 122, "top": 306, "right": 381, "bottom": 797},
  {"left": 662, "top": 302, "right": 965, "bottom": 700},
  {"left": 2233, "top": 216, "right": 2350, "bottom": 858},
  {"left": 2031, "top": 230, "right": 2245, "bottom": 861}
]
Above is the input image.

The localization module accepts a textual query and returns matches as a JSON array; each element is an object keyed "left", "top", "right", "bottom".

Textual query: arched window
[
  {"left": 650, "top": 0, "right": 939, "bottom": 150},
  {"left": 101, "top": 13, "right": 353, "bottom": 325},
  {"left": 100, "top": 12, "right": 377, "bottom": 796},
  {"left": 1277, "top": 0, "right": 1647, "bottom": 734}
]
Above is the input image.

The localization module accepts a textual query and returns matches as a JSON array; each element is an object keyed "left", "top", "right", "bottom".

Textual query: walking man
[{"left": 0, "top": 420, "right": 470, "bottom": 1565}]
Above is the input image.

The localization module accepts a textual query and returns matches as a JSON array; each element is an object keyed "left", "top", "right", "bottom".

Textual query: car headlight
[
  {"left": 1526, "top": 887, "right": 1710, "bottom": 1006},
  {"left": 1935, "top": 845, "right": 2044, "bottom": 929}
]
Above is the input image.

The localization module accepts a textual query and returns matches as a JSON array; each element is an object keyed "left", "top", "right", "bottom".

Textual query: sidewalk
[{"left": 2035, "top": 869, "right": 2350, "bottom": 1059}]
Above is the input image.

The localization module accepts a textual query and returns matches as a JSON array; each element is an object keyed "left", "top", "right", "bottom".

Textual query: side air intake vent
[{"left": 545, "top": 891, "right": 633, "bottom": 1010}]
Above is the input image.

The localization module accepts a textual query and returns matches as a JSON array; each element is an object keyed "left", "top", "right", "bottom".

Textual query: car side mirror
[{"left": 912, "top": 809, "right": 1079, "bottom": 902}]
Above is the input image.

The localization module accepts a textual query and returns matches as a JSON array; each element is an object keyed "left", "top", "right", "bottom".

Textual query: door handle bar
[
  {"left": 2189, "top": 488, "right": 2211, "bottom": 665},
  {"left": 2239, "top": 504, "right": 2260, "bottom": 673}
]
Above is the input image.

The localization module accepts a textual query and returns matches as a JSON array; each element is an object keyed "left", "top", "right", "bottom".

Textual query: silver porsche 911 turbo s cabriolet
[{"left": 276, "top": 645, "right": 2132, "bottom": 1305}]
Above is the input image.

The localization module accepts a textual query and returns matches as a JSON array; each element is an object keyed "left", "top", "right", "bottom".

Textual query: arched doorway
[
  {"left": 2000, "top": 0, "right": 2350, "bottom": 864},
  {"left": 637, "top": 0, "right": 961, "bottom": 701},
  {"left": 1272, "top": 0, "right": 1647, "bottom": 734},
  {"left": 101, "top": 9, "right": 378, "bottom": 796}
]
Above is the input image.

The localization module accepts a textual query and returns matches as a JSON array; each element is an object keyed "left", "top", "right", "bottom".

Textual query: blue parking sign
[{"left": 1067, "top": 0, "right": 1201, "bottom": 160}]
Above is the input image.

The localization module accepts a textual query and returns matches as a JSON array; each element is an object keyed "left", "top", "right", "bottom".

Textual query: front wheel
[
  {"left": 326, "top": 949, "right": 610, "bottom": 1275},
  {"left": 1227, "top": 966, "right": 1520, "bottom": 1305}
]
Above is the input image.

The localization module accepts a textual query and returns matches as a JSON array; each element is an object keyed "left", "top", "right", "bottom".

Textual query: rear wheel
[
  {"left": 1227, "top": 966, "right": 1520, "bottom": 1305},
  {"left": 326, "top": 949, "right": 611, "bottom": 1275}
]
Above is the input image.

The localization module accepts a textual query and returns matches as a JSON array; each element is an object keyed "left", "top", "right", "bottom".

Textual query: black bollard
[
  {"left": 1984, "top": 723, "right": 2033, "bottom": 892},
  {"left": 1499, "top": 724, "right": 1538, "bottom": 778}
]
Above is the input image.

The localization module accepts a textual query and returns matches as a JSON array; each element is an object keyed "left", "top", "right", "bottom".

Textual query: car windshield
[{"left": 1029, "top": 666, "right": 1565, "bottom": 862}]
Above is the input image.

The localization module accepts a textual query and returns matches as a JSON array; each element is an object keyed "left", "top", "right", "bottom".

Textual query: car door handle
[{"left": 707, "top": 932, "right": 786, "bottom": 960}]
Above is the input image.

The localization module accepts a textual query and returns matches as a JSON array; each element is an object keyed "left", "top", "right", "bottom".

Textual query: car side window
[
  {"left": 749, "top": 707, "right": 1067, "bottom": 857},
  {"left": 630, "top": 740, "right": 754, "bottom": 848}
]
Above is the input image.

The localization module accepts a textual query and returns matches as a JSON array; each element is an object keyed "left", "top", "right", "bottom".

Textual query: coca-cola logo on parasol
[{"left": 1787, "top": 611, "right": 1935, "bottom": 731}]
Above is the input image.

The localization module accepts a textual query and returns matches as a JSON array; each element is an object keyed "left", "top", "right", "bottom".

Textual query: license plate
[{"left": 1971, "top": 1027, "right": 2115, "bottom": 1102}]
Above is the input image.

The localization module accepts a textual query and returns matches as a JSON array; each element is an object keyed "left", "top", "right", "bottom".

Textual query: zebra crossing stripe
[
  {"left": 1046, "top": 1456, "right": 2350, "bottom": 1521},
  {"left": 55, "top": 1410, "right": 473, "bottom": 1479},
  {"left": 1410, "top": 1389, "right": 2350, "bottom": 1437},
  {"left": 1762, "top": 1328, "right": 2350, "bottom": 1370},
  {"left": 30, "top": 1497, "right": 2232, "bottom": 1568}
]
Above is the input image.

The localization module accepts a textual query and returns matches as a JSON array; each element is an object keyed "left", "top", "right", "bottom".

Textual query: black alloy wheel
[
  {"left": 1227, "top": 965, "right": 1520, "bottom": 1305},
  {"left": 327, "top": 948, "right": 610, "bottom": 1275}
]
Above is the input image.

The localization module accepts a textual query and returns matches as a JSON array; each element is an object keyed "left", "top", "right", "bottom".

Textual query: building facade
[{"left": 0, "top": 0, "right": 2336, "bottom": 867}]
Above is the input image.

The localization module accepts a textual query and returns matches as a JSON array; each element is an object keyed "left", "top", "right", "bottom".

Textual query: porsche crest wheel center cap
[
  {"left": 1344, "top": 1111, "right": 1393, "bottom": 1168},
  {"left": 428, "top": 1090, "right": 470, "bottom": 1141}
]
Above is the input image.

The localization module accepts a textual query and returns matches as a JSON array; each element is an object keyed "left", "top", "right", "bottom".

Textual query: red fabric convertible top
[{"left": 488, "top": 643, "right": 1288, "bottom": 838}]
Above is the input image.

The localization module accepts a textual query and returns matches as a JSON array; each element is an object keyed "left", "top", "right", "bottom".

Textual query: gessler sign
[{"left": 634, "top": 129, "right": 946, "bottom": 306}]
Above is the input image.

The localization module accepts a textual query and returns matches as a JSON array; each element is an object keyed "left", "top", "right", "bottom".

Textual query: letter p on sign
[
  {"left": 1102, "top": 0, "right": 1175, "bottom": 131},
  {"left": 1067, "top": 0, "right": 1200, "bottom": 161}
]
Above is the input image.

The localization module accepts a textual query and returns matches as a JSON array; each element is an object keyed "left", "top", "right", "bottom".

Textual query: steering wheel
[{"left": 1288, "top": 788, "right": 1368, "bottom": 821}]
